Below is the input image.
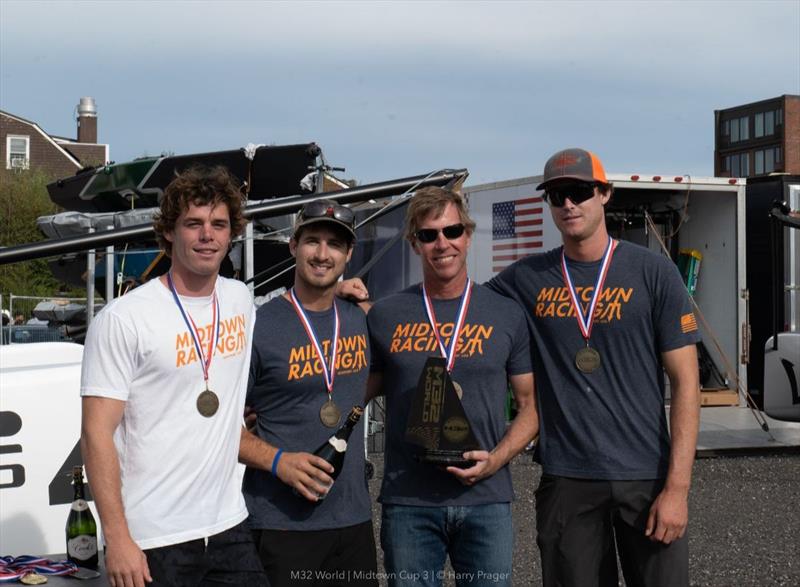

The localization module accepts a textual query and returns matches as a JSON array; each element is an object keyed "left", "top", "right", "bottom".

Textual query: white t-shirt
[{"left": 81, "top": 276, "right": 255, "bottom": 550}]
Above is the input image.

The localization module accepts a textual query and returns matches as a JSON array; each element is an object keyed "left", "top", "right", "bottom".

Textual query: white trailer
[{"left": 464, "top": 173, "right": 748, "bottom": 402}]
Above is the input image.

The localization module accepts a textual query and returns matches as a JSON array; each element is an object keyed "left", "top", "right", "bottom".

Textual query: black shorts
[
  {"left": 143, "top": 519, "right": 269, "bottom": 587},
  {"left": 252, "top": 520, "right": 378, "bottom": 587},
  {"left": 535, "top": 475, "right": 689, "bottom": 587}
]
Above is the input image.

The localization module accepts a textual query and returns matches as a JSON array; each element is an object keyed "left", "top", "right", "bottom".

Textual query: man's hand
[
  {"left": 445, "top": 450, "right": 497, "bottom": 486},
  {"left": 105, "top": 536, "right": 152, "bottom": 587},
  {"left": 335, "top": 278, "right": 369, "bottom": 302},
  {"left": 645, "top": 486, "right": 689, "bottom": 544},
  {"left": 276, "top": 451, "right": 335, "bottom": 501}
]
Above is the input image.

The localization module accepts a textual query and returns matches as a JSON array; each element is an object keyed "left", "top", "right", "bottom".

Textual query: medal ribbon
[
  {"left": 167, "top": 273, "right": 220, "bottom": 388},
  {"left": 421, "top": 278, "right": 473, "bottom": 373},
  {"left": 0, "top": 556, "right": 78, "bottom": 582},
  {"left": 289, "top": 288, "right": 340, "bottom": 396},
  {"left": 560, "top": 239, "right": 617, "bottom": 342}
]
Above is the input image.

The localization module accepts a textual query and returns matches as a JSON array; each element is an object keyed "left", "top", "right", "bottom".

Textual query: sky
[{"left": 1, "top": 0, "right": 799, "bottom": 187}]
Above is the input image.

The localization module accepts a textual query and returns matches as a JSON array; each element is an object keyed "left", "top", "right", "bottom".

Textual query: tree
[{"left": 0, "top": 169, "right": 86, "bottom": 299}]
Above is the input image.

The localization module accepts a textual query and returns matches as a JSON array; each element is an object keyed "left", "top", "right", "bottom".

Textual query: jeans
[{"left": 380, "top": 503, "right": 512, "bottom": 587}]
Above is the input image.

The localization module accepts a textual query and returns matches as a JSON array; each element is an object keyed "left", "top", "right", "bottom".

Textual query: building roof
[
  {"left": 1, "top": 110, "right": 83, "bottom": 169},
  {"left": 715, "top": 94, "right": 800, "bottom": 113}
]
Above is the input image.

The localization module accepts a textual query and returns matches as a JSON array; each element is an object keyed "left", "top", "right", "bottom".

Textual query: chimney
[{"left": 76, "top": 96, "right": 98, "bottom": 144}]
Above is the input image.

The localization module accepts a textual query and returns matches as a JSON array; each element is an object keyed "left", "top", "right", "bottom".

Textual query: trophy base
[{"left": 416, "top": 450, "right": 475, "bottom": 469}]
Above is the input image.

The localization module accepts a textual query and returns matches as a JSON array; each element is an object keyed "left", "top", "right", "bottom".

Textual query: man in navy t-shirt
[
  {"left": 366, "top": 187, "right": 537, "bottom": 587},
  {"left": 488, "top": 148, "right": 701, "bottom": 587},
  {"left": 239, "top": 199, "right": 377, "bottom": 586}
]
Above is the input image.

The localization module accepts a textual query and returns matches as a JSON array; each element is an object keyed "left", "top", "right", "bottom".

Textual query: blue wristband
[{"left": 271, "top": 449, "right": 283, "bottom": 477}]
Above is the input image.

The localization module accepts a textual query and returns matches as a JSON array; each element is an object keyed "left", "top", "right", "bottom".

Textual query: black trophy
[{"left": 404, "top": 357, "right": 480, "bottom": 468}]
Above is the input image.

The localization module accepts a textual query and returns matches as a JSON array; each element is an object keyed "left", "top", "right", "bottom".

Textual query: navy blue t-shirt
[
  {"left": 487, "top": 241, "right": 701, "bottom": 480},
  {"left": 243, "top": 296, "right": 371, "bottom": 530},
  {"left": 368, "top": 282, "right": 532, "bottom": 506}
]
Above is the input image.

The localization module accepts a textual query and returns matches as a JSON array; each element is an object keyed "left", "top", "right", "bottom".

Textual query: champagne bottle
[
  {"left": 311, "top": 405, "right": 363, "bottom": 500},
  {"left": 66, "top": 465, "right": 98, "bottom": 569}
]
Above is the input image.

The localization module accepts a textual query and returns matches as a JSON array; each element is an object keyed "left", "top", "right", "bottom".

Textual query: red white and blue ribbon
[
  {"left": 289, "top": 288, "right": 340, "bottom": 397},
  {"left": 560, "top": 238, "right": 617, "bottom": 342},
  {"left": 422, "top": 278, "right": 473, "bottom": 373},
  {"left": 0, "top": 556, "right": 78, "bottom": 583},
  {"left": 167, "top": 272, "right": 220, "bottom": 388}
]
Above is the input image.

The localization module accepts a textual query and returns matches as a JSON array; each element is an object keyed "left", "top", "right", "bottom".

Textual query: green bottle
[
  {"left": 66, "top": 466, "right": 98, "bottom": 569},
  {"left": 311, "top": 406, "right": 363, "bottom": 499}
]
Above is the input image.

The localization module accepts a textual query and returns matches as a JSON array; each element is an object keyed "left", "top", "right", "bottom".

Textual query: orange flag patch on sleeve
[{"left": 680, "top": 313, "right": 698, "bottom": 333}]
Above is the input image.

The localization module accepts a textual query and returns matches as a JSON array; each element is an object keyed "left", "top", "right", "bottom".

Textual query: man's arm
[
  {"left": 238, "top": 428, "right": 334, "bottom": 501},
  {"left": 447, "top": 372, "right": 538, "bottom": 485},
  {"left": 81, "top": 396, "right": 152, "bottom": 587},
  {"left": 646, "top": 344, "right": 700, "bottom": 544}
]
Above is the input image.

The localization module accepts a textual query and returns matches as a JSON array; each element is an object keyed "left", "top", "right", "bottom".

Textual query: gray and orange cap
[{"left": 536, "top": 148, "right": 608, "bottom": 190}]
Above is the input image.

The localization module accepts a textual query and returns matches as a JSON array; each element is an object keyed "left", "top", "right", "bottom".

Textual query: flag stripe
[
  {"left": 493, "top": 251, "right": 543, "bottom": 262},
  {"left": 492, "top": 241, "right": 543, "bottom": 251}
]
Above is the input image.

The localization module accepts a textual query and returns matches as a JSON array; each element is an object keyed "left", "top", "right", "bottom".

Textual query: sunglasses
[
  {"left": 543, "top": 183, "right": 597, "bottom": 207},
  {"left": 300, "top": 200, "right": 355, "bottom": 227},
  {"left": 414, "top": 223, "right": 466, "bottom": 244}
]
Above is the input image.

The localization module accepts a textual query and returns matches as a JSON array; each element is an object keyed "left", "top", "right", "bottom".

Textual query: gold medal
[
  {"left": 20, "top": 573, "right": 47, "bottom": 585},
  {"left": 575, "top": 347, "right": 601, "bottom": 373},
  {"left": 197, "top": 389, "right": 219, "bottom": 417},
  {"left": 452, "top": 380, "right": 463, "bottom": 400},
  {"left": 320, "top": 399, "right": 342, "bottom": 428}
]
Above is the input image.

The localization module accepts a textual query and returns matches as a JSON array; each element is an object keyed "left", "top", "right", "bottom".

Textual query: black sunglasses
[
  {"left": 300, "top": 200, "right": 355, "bottom": 227},
  {"left": 414, "top": 223, "right": 466, "bottom": 244},
  {"left": 543, "top": 183, "right": 597, "bottom": 207}
]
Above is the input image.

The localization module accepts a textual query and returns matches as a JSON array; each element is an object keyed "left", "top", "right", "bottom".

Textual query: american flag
[{"left": 492, "top": 196, "right": 544, "bottom": 272}]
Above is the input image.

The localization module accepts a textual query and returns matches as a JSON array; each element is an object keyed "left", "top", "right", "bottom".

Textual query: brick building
[
  {"left": 714, "top": 94, "right": 799, "bottom": 178},
  {"left": 0, "top": 97, "right": 109, "bottom": 180}
]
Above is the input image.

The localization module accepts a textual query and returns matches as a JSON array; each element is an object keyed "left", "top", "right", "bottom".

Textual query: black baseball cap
[{"left": 293, "top": 199, "right": 356, "bottom": 239}]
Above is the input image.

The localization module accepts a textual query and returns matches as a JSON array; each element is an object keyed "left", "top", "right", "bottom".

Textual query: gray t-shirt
[
  {"left": 368, "top": 282, "right": 532, "bottom": 506},
  {"left": 243, "top": 296, "right": 371, "bottom": 530},
  {"left": 488, "top": 240, "right": 702, "bottom": 480}
]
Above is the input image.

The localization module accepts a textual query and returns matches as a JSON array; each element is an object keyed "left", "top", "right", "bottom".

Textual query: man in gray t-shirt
[
  {"left": 365, "top": 187, "right": 537, "bottom": 587},
  {"left": 239, "top": 200, "right": 377, "bottom": 587}
]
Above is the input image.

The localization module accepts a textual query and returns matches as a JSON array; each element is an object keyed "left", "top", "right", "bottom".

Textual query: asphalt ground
[{"left": 366, "top": 452, "right": 800, "bottom": 586}]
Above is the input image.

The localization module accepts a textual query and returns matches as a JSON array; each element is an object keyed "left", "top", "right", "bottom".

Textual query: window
[
  {"left": 6, "top": 135, "right": 30, "bottom": 170},
  {"left": 765, "top": 148, "right": 774, "bottom": 172},
  {"left": 754, "top": 147, "right": 780, "bottom": 175},
  {"left": 755, "top": 113, "right": 764, "bottom": 137},
  {"left": 765, "top": 111, "right": 774, "bottom": 135},
  {"left": 777, "top": 108, "right": 783, "bottom": 126},
  {"left": 725, "top": 152, "right": 749, "bottom": 177},
  {"left": 727, "top": 116, "right": 749, "bottom": 143},
  {"left": 739, "top": 116, "right": 749, "bottom": 140},
  {"left": 755, "top": 150, "right": 764, "bottom": 175}
]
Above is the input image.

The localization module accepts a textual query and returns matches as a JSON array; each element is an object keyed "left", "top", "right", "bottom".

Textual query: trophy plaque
[{"left": 404, "top": 357, "right": 480, "bottom": 468}]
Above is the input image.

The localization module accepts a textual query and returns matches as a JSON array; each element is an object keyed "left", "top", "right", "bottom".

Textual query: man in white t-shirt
[{"left": 81, "top": 166, "right": 268, "bottom": 587}]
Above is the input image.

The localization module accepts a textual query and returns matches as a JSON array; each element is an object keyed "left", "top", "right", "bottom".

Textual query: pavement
[
  {"left": 695, "top": 406, "right": 800, "bottom": 454},
  {"left": 367, "top": 451, "right": 800, "bottom": 586}
]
